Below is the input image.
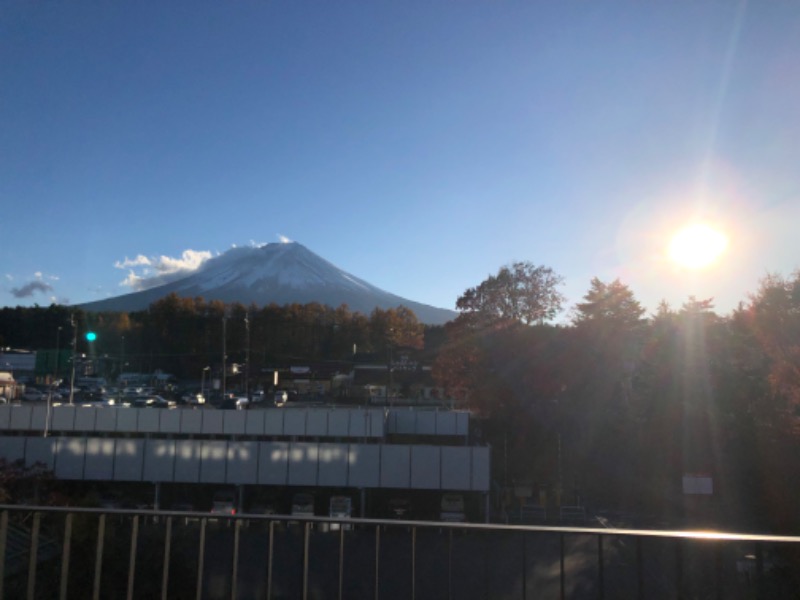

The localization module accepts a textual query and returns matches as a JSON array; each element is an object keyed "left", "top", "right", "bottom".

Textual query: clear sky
[{"left": 2, "top": 1, "right": 799, "bottom": 318}]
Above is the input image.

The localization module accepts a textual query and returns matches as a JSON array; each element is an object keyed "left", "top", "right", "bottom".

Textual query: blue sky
[{"left": 2, "top": 1, "right": 799, "bottom": 318}]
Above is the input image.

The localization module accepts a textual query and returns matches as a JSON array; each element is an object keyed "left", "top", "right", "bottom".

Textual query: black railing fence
[{"left": 2, "top": 505, "right": 799, "bottom": 600}]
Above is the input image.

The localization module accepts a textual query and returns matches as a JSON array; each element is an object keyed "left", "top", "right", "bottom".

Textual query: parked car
[
  {"left": 291, "top": 493, "right": 315, "bottom": 518},
  {"left": 21, "top": 389, "right": 45, "bottom": 401},
  {"left": 132, "top": 395, "right": 176, "bottom": 408},
  {"left": 211, "top": 490, "right": 237, "bottom": 515},
  {"left": 182, "top": 392, "right": 205, "bottom": 405}
]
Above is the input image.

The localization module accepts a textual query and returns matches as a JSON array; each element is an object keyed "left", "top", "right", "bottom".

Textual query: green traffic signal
[{"left": 86, "top": 332, "right": 97, "bottom": 342}]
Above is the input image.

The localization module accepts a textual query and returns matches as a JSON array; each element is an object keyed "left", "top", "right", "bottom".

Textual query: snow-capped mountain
[{"left": 78, "top": 242, "right": 456, "bottom": 325}]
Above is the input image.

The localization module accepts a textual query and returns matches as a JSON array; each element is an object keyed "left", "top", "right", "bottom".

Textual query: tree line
[
  {"left": 0, "top": 295, "right": 425, "bottom": 381},
  {"left": 2, "top": 264, "right": 800, "bottom": 530},
  {"left": 435, "top": 263, "right": 800, "bottom": 531}
]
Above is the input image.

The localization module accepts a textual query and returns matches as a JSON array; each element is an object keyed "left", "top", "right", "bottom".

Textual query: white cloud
[
  {"left": 278, "top": 234, "right": 292, "bottom": 243},
  {"left": 115, "top": 249, "right": 212, "bottom": 291}
]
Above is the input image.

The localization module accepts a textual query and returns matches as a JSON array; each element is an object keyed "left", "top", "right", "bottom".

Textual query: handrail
[{"left": 1, "top": 503, "right": 798, "bottom": 543}]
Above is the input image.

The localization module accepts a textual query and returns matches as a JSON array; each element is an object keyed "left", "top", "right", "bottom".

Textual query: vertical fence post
[
  {"left": 196, "top": 518, "right": 207, "bottom": 600},
  {"left": 636, "top": 537, "right": 644, "bottom": 600},
  {"left": 26, "top": 511, "right": 40, "bottom": 600},
  {"left": 675, "top": 539, "right": 683, "bottom": 600},
  {"left": 161, "top": 516, "right": 173, "bottom": 600},
  {"left": 374, "top": 524, "right": 381, "bottom": 600},
  {"left": 0, "top": 510, "right": 7, "bottom": 600},
  {"left": 338, "top": 525, "right": 345, "bottom": 600},
  {"left": 560, "top": 533, "right": 566, "bottom": 600},
  {"left": 521, "top": 532, "right": 526, "bottom": 600},
  {"left": 266, "top": 521, "right": 274, "bottom": 600},
  {"left": 231, "top": 519, "right": 241, "bottom": 600},
  {"left": 303, "top": 521, "right": 311, "bottom": 600},
  {"left": 92, "top": 514, "right": 106, "bottom": 600},
  {"left": 597, "top": 534, "right": 604, "bottom": 600},
  {"left": 448, "top": 529, "right": 454, "bottom": 600},
  {"left": 126, "top": 515, "right": 139, "bottom": 600},
  {"left": 59, "top": 513, "right": 72, "bottom": 600},
  {"left": 411, "top": 527, "right": 417, "bottom": 600}
]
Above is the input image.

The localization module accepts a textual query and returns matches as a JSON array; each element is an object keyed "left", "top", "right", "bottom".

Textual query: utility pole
[
  {"left": 244, "top": 311, "right": 250, "bottom": 399},
  {"left": 68, "top": 314, "right": 77, "bottom": 406},
  {"left": 222, "top": 312, "right": 228, "bottom": 400}
]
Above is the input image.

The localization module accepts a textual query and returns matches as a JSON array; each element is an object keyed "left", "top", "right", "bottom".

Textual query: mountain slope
[{"left": 78, "top": 242, "right": 456, "bottom": 324}]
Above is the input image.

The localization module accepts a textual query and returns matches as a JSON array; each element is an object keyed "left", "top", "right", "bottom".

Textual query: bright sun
[{"left": 668, "top": 223, "right": 728, "bottom": 269}]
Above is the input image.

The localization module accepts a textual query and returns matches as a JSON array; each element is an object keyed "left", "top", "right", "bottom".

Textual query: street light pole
[
  {"left": 68, "top": 314, "right": 77, "bottom": 406},
  {"left": 244, "top": 311, "right": 250, "bottom": 400},
  {"left": 201, "top": 366, "right": 210, "bottom": 403}
]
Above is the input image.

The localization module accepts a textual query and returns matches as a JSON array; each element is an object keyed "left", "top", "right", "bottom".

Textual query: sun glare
[{"left": 668, "top": 223, "right": 728, "bottom": 270}]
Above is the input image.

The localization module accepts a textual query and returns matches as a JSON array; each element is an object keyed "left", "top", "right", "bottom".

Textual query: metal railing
[{"left": 1, "top": 504, "right": 799, "bottom": 600}]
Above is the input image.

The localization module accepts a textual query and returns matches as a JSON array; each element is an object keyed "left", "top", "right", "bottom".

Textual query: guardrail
[{"left": 1, "top": 504, "right": 799, "bottom": 599}]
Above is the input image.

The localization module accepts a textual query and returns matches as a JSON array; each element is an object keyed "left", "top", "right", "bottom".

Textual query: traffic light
[{"left": 85, "top": 331, "right": 97, "bottom": 342}]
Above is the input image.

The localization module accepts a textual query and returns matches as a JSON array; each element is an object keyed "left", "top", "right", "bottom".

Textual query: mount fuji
[{"left": 78, "top": 242, "right": 457, "bottom": 325}]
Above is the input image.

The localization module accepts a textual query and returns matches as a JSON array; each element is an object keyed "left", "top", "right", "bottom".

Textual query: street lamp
[
  {"left": 201, "top": 366, "right": 210, "bottom": 404},
  {"left": 45, "top": 325, "right": 63, "bottom": 437}
]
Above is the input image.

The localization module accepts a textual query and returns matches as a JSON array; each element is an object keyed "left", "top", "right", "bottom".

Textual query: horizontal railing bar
[{"left": 1, "top": 504, "right": 798, "bottom": 544}]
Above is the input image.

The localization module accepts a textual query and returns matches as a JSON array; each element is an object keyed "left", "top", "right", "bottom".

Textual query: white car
[{"left": 22, "top": 389, "right": 46, "bottom": 401}]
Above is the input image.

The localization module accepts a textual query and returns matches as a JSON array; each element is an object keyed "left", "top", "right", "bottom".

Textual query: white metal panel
[
  {"left": 306, "top": 410, "right": 328, "bottom": 436},
  {"left": 258, "top": 442, "right": 288, "bottom": 485},
  {"left": 223, "top": 412, "right": 247, "bottom": 435},
  {"left": 391, "top": 410, "right": 416, "bottom": 434},
  {"left": 263, "top": 410, "right": 284, "bottom": 436},
  {"left": 171, "top": 440, "right": 199, "bottom": 483},
  {"left": 137, "top": 410, "right": 160, "bottom": 433},
  {"left": 226, "top": 441, "right": 258, "bottom": 484},
  {"left": 144, "top": 439, "right": 177, "bottom": 482},
  {"left": 416, "top": 412, "right": 436, "bottom": 435},
  {"left": 347, "top": 444, "right": 380, "bottom": 488},
  {"left": 435, "top": 412, "right": 457, "bottom": 436},
  {"left": 94, "top": 408, "right": 117, "bottom": 432},
  {"left": 244, "top": 411, "right": 265, "bottom": 435},
  {"left": 0, "top": 405, "right": 11, "bottom": 430},
  {"left": 471, "top": 447, "right": 490, "bottom": 491},
  {"left": 74, "top": 407, "right": 97, "bottom": 431},
  {"left": 456, "top": 412, "right": 470, "bottom": 436},
  {"left": 84, "top": 438, "right": 116, "bottom": 480},
  {"left": 317, "top": 443, "right": 349, "bottom": 487},
  {"left": 180, "top": 410, "right": 203, "bottom": 434},
  {"left": 0, "top": 437, "right": 25, "bottom": 462},
  {"left": 410, "top": 446, "right": 440, "bottom": 489},
  {"left": 29, "top": 406, "right": 47, "bottom": 431},
  {"left": 159, "top": 410, "right": 181, "bottom": 434},
  {"left": 201, "top": 411, "right": 224, "bottom": 435},
  {"left": 287, "top": 442, "right": 318, "bottom": 486},
  {"left": 24, "top": 437, "right": 56, "bottom": 469},
  {"left": 54, "top": 437, "right": 86, "bottom": 479},
  {"left": 380, "top": 445, "right": 411, "bottom": 488},
  {"left": 441, "top": 446, "right": 471, "bottom": 490},
  {"left": 348, "top": 411, "right": 368, "bottom": 437},
  {"left": 369, "top": 410, "right": 385, "bottom": 437},
  {"left": 114, "top": 439, "right": 145, "bottom": 481},
  {"left": 10, "top": 405, "right": 33, "bottom": 430},
  {"left": 327, "top": 411, "right": 349, "bottom": 437},
  {"left": 200, "top": 441, "right": 228, "bottom": 483},
  {"left": 51, "top": 406, "right": 76, "bottom": 431},
  {"left": 283, "top": 410, "right": 306, "bottom": 436},
  {"left": 116, "top": 408, "right": 138, "bottom": 432}
]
